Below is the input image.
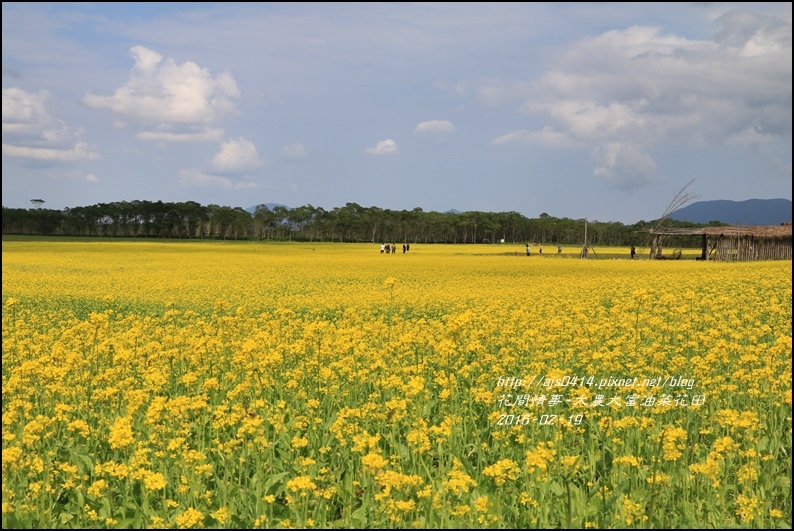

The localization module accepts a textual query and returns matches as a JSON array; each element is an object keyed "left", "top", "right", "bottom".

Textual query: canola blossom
[{"left": 2, "top": 240, "right": 792, "bottom": 528}]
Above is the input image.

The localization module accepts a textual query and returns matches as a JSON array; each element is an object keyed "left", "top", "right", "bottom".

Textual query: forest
[{"left": 2, "top": 200, "right": 727, "bottom": 247}]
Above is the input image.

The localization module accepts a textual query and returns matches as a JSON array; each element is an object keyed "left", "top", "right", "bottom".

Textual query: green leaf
[
  {"left": 351, "top": 506, "right": 367, "bottom": 527},
  {"left": 100, "top": 498, "right": 112, "bottom": 518},
  {"left": 73, "top": 452, "right": 94, "bottom": 475},
  {"left": 389, "top": 436, "right": 411, "bottom": 462},
  {"left": 758, "top": 436, "right": 769, "bottom": 452},
  {"left": 422, "top": 398, "right": 438, "bottom": 417},
  {"left": 263, "top": 471, "right": 290, "bottom": 494}
]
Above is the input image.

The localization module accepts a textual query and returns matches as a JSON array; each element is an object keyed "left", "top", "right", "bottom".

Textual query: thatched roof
[{"left": 649, "top": 225, "right": 792, "bottom": 239}]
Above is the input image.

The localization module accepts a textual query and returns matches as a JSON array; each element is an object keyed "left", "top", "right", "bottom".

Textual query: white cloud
[
  {"left": 476, "top": 80, "right": 532, "bottom": 107},
  {"left": 414, "top": 120, "right": 456, "bottom": 134},
  {"left": 366, "top": 139, "right": 397, "bottom": 155},
  {"left": 492, "top": 127, "right": 581, "bottom": 149},
  {"left": 2, "top": 142, "right": 100, "bottom": 162},
  {"left": 2, "top": 87, "right": 99, "bottom": 162},
  {"left": 211, "top": 137, "right": 263, "bottom": 174},
  {"left": 84, "top": 173, "right": 98, "bottom": 182},
  {"left": 137, "top": 128, "right": 224, "bottom": 142},
  {"left": 3, "top": 87, "right": 47, "bottom": 127},
  {"left": 178, "top": 168, "right": 260, "bottom": 189},
  {"left": 485, "top": 10, "right": 792, "bottom": 191},
  {"left": 492, "top": 130, "right": 532, "bottom": 145},
  {"left": 590, "top": 142, "right": 659, "bottom": 191},
  {"left": 282, "top": 143, "right": 309, "bottom": 161},
  {"left": 713, "top": 10, "right": 792, "bottom": 57},
  {"left": 83, "top": 45, "right": 240, "bottom": 141}
]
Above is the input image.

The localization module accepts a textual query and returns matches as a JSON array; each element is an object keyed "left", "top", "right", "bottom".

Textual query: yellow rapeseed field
[{"left": 2, "top": 240, "right": 792, "bottom": 528}]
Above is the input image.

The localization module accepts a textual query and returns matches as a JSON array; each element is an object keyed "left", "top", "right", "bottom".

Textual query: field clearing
[{"left": 2, "top": 239, "right": 792, "bottom": 528}]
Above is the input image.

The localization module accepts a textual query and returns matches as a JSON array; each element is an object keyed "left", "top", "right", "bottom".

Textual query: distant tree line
[{"left": 2, "top": 200, "right": 727, "bottom": 247}]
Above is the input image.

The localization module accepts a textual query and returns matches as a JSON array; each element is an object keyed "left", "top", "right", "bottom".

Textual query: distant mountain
[
  {"left": 245, "top": 203, "right": 289, "bottom": 214},
  {"left": 669, "top": 198, "right": 792, "bottom": 226}
]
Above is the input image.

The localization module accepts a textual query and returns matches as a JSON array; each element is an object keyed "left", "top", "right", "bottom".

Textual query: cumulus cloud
[
  {"left": 281, "top": 143, "right": 309, "bottom": 161},
  {"left": 414, "top": 120, "right": 457, "bottom": 134},
  {"left": 2, "top": 142, "right": 99, "bottom": 162},
  {"left": 83, "top": 45, "right": 240, "bottom": 142},
  {"left": 178, "top": 168, "right": 260, "bottom": 189},
  {"left": 211, "top": 137, "right": 263, "bottom": 174},
  {"left": 366, "top": 139, "right": 397, "bottom": 155},
  {"left": 2, "top": 87, "right": 99, "bottom": 162},
  {"left": 137, "top": 128, "right": 224, "bottom": 143},
  {"left": 492, "top": 127, "right": 581, "bottom": 150},
  {"left": 590, "top": 142, "right": 659, "bottom": 191},
  {"left": 488, "top": 10, "right": 792, "bottom": 191}
]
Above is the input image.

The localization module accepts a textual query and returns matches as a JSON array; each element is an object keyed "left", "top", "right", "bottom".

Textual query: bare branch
[
  {"left": 634, "top": 179, "right": 700, "bottom": 257},
  {"left": 654, "top": 179, "right": 699, "bottom": 230}
]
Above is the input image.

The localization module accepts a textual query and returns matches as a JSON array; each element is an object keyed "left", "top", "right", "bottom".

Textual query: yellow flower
[
  {"left": 713, "top": 436, "right": 740, "bottom": 454},
  {"left": 290, "top": 435, "right": 309, "bottom": 449},
  {"left": 406, "top": 426, "right": 431, "bottom": 454},
  {"left": 621, "top": 498, "right": 646, "bottom": 526},
  {"left": 737, "top": 464, "right": 758, "bottom": 484},
  {"left": 520, "top": 493, "right": 538, "bottom": 507},
  {"left": 735, "top": 494, "right": 760, "bottom": 523},
  {"left": 482, "top": 459, "right": 521, "bottom": 486},
  {"left": 646, "top": 473, "right": 669, "bottom": 485},
  {"left": 614, "top": 455, "right": 642, "bottom": 468},
  {"left": 525, "top": 442, "right": 556, "bottom": 474},
  {"left": 176, "top": 507, "right": 205, "bottom": 528},
  {"left": 67, "top": 419, "right": 90, "bottom": 437},
  {"left": 108, "top": 416, "right": 135, "bottom": 450},
  {"left": 286, "top": 475, "right": 317, "bottom": 496},
  {"left": 474, "top": 495, "right": 489, "bottom": 513},
  {"left": 211, "top": 507, "right": 230, "bottom": 525},
  {"left": 443, "top": 458, "right": 477, "bottom": 495},
  {"left": 87, "top": 479, "right": 107, "bottom": 497},
  {"left": 143, "top": 472, "right": 167, "bottom": 491},
  {"left": 660, "top": 426, "right": 687, "bottom": 461},
  {"left": 361, "top": 452, "right": 388, "bottom": 474}
]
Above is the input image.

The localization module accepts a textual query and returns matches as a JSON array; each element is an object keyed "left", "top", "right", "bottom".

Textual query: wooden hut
[{"left": 648, "top": 224, "right": 792, "bottom": 261}]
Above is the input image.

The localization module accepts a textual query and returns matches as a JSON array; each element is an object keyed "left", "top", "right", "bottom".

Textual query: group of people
[
  {"left": 380, "top": 243, "right": 410, "bottom": 254},
  {"left": 525, "top": 243, "right": 563, "bottom": 256},
  {"left": 527, "top": 243, "right": 639, "bottom": 259}
]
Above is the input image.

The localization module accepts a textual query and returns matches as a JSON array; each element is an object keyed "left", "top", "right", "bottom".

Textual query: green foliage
[{"left": 3, "top": 201, "right": 727, "bottom": 247}]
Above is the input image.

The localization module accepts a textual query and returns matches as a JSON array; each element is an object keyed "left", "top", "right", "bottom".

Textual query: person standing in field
[
  {"left": 380, "top": 243, "right": 385, "bottom": 253},
  {"left": 558, "top": 244, "right": 562, "bottom": 254},
  {"left": 539, "top": 244, "right": 543, "bottom": 254},
  {"left": 630, "top": 245, "right": 636, "bottom": 259},
  {"left": 526, "top": 243, "right": 531, "bottom": 256}
]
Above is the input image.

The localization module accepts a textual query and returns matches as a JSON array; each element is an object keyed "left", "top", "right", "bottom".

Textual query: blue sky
[{"left": 2, "top": 2, "right": 791, "bottom": 224}]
